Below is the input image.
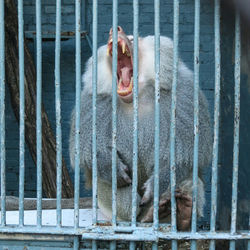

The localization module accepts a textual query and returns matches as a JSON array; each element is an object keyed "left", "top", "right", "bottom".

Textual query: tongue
[{"left": 121, "top": 67, "right": 131, "bottom": 87}]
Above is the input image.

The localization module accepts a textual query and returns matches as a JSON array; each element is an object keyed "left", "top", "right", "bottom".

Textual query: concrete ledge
[{"left": 0, "top": 209, "right": 107, "bottom": 227}]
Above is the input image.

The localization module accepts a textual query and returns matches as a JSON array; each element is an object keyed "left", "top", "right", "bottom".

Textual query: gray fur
[{"left": 69, "top": 35, "right": 212, "bottom": 221}]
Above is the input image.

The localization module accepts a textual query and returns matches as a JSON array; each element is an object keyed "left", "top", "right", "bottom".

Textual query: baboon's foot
[
  {"left": 140, "top": 189, "right": 192, "bottom": 231},
  {"left": 175, "top": 190, "right": 192, "bottom": 231}
]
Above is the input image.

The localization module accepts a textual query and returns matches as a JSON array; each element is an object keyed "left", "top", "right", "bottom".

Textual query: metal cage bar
[
  {"left": 130, "top": 1, "right": 139, "bottom": 248},
  {"left": 91, "top": 0, "right": 98, "bottom": 248},
  {"left": 92, "top": 0, "right": 98, "bottom": 228},
  {"left": 55, "top": 0, "right": 62, "bottom": 228},
  {"left": 229, "top": 9, "right": 241, "bottom": 250},
  {"left": 0, "top": 0, "right": 6, "bottom": 228},
  {"left": 131, "top": 0, "right": 139, "bottom": 228},
  {"left": 0, "top": 0, "right": 248, "bottom": 248},
  {"left": 74, "top": 0, "right": 81, "bottom": 231},
  {"left": 18, "top": 0, "right": 25, "bottom": 227},
  {"left": 36, "top": 0, "right": 42, "bottom": 228},
  {"left": 111, "top": 0, "right": 118, "bottom": 227},
  {"left": 0, "top": 226, "right": 247, "bottom": 239},
  {"left": 153, "top": 0, "right": 160, "bottom": 249},
  {"left": 110, "top": 1, "right": 118, "bottom": 249},
  {"left": 191, "top": 0, "right": 200, "bottom": 249},
  {"left": 209, "top": 0, "right": 221, "bottom": 249},
  {"left": 153, "top": 0, "right": 160, "bottom": 231},
  {"left": 73, "top": 236, "right": 79, "bottom": 250},
  {"left": 170, "top": 0, "right": 179, "bottom": 249},
  {"left": 191, "top": 2, "right": 201, "bottom": 231}
]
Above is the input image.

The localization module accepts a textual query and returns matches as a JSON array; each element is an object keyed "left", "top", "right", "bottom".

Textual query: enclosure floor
[{"left": 0, "top": 209, "right": 107, "bottom": 227}]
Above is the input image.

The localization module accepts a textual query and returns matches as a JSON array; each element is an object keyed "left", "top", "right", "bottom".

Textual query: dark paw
[
  {"left": 117, "top": 163, "right": 132, "bottom": 187},
  {"left": 140, "top": 189, "right": 192, "bottom": 229},
  {"left": 176, "top": 190, "right": 192, "bottom": 231},
  {"left": 141, "top": 195, "right": 171, "bottom": 223}
]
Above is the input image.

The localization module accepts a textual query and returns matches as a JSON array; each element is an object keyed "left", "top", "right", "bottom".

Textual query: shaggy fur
[{"left": 69, "top": 35, "right": 212, "bottom": 221}]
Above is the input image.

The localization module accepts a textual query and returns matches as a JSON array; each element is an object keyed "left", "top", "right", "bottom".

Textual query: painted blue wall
[{"left": 6, "top": 0, "right": 249, "bottom": 230}]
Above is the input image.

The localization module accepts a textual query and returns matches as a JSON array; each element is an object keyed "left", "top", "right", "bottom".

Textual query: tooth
[
  {"left": 122, "top": 42, "right": 126, "bottom": 54},
  {"left": 128, "top": 77, "right": 133, "bottom": 92},
  {"left": 107, "top": 47, "right": 110, "bottom": 56},
  {"left": 118, "top": 78, "right": 122, "bottom": 88},
  {"left": 126, "top": 50, "right": 130, "bottom": 57},
  {"left": 130, "top": 76, "right": 133, "bottom": 85}
]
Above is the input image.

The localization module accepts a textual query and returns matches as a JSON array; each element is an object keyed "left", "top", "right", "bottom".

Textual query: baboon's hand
[
  {"left": 117, "top": 161, "right": 132, "bottom": 187},
  {"left": 140, "top": 177, "right": 154, "bottom": 206}
]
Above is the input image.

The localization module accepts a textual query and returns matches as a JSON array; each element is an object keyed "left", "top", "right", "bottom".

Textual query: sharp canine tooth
[
  {"left": 128, "top": 77, "right": 133, "bottom": 92},
  {"left": 118, "top": 78, "right": 122, "bottom": 88},
  {"left": 107, "top": 47, "right": 110, "bottom": 56},
  {"left": 122, "top": 42, "right": 126, "bottom": 54}
]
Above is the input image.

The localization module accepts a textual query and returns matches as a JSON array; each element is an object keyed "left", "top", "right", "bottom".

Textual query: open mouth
[{"left": 107, "top": 34, "right": 133, "bottom": 101}]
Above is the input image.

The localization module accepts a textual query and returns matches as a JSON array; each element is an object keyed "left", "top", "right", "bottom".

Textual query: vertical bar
[
  {"left": 36, "top": 0, "right": 42, "bottom": 228},
  {"left": 229, "top": 9, "right": 241, "bottom": 250},
  {"left": 110, "top": 1, "right": 118, "bottom": 248},
  {"left": 92, "top": 0, "right": 98, "bottom": 226},
  {"left": 191, "top": 0, "right": 200, "bottom": 249},
  {"left": 0, "top": 0, "right": 6, "bottom": 227},
  {"left": 74, "top": 0, "right": 81, "bottom": 230},
  {"left": 131, "top": 0, "right": 139, "bottom": 228},
  {"left": 18, "top": 0, "right": 25, "bottom": 227},
  {"left": 110, "top": 242, "right": 116, "bottom": 250},
  {"left": 209, "top": 0, "right": 220, "bottom": 249},
  {"left": 92, "top": 240, "right": 97, "bottom": 250},
  {"left": 152, "top": 243, "right": 158, "bottom": 250},
  {"left": 73, "top": 236, "right": 79, "bottom": 250},
  {"left": 129, "top": 242, "right": 136, "bottom": 250},
  {"left": 153, "top": 0, "right": 160, "bottom": 233},
  {"left": 111, "top": 0, "right": 118, "bottom": 228},
  {"left": 55, "top": 0, "right": 62, "bottom": 227},
  {"left": 170, "top": 0, "right": 179, "bottom": 249},
  {"left": 130, "top": 1, "right": 139, "bottom": 249}
]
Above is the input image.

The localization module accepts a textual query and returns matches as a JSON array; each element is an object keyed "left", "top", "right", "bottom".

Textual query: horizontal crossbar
[{"left": 0, "top": 226, "right": 249, "bottom": 241}]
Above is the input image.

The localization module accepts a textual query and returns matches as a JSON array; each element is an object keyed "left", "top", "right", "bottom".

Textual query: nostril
[{"left": 110, "top": 26, "right": 123, "bottom": 35}]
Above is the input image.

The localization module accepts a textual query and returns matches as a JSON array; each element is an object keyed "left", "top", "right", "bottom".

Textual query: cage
[{"left": 0, "top": 0, "right": 249, "bottom": 249}]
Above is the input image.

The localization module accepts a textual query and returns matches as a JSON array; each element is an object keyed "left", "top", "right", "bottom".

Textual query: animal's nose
[{"left": 109, "top": 26, "right": 123, "bottom": 35}]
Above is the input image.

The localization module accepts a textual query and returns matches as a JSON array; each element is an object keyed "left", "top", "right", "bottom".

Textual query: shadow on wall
[{"left": 217, "top": 3, "right": 250, "bottom": 249}]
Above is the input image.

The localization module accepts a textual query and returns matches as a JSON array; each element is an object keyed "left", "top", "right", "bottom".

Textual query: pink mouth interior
[
  {"left": 117, "top": 50, "right": 133, "bottom": 89},
  {"left": 108, "top": 38, "right": 133, "bottom": 96}
]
